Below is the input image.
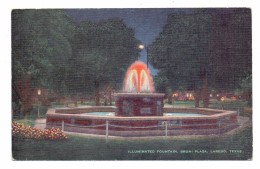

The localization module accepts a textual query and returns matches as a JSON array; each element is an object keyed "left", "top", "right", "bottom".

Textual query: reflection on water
[{"left": 82, "top": 112, "right": 206, "bottom": 117}]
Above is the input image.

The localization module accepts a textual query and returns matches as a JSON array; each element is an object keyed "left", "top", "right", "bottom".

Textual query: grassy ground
[
  {"left": 12, "top": 124, "right": 252, "bottom": 160},
  {"left": 169, "top": 100, "right": 248, "bottom": 109},
  {"left": 12, "top": 104, "right": 49, "bottom": 119},
  {"left": 12, "top": 119, "right": 35, "bottom": 127},
  {"left": 169, "top": 100, "right": 252, "bottom": 117}
]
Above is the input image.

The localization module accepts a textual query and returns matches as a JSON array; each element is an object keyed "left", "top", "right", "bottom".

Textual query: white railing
[{"left": 15, "top": 118, "right": 237, "bottom": 142}]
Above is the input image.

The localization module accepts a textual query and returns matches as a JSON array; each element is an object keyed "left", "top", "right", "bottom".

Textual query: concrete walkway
[
  {"left": 34, "top": 118, "right": 46, "bottom": 130},
  {"left": 225, "top": 116, "right": 251, "bottom": 135}
]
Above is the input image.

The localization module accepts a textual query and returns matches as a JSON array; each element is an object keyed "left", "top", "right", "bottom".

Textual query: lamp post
[
  {"left": 37, "top": 89, "right": 41, "bottom": 118},
  {"left": 138, "top": 44, "right": 148, "bottom": 69},
  {"left": 147, "top": 46, "right": 149, "bottom": 70},
  {"left": 138, "top": 44, "right": 150, "bottom": 92}
]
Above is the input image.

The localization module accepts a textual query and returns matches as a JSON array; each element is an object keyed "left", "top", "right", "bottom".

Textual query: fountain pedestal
[{"left": 114, "top": 93, "right": 164, "bottom": 116}]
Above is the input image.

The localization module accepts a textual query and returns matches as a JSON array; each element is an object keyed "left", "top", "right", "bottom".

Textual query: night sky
[{"left": 66, "top": 9, "right": 195, "bottom": 75}]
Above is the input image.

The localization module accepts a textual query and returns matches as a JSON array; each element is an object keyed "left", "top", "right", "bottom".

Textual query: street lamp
[
  {"left": 37, "top": 89, "right": 41, "bottom": 118},
  {"left": 138, "top": 44, "right": 144, "bottom": 50},
  {"left": 138, "top": 44, "right": 148, "bottom": 69}
]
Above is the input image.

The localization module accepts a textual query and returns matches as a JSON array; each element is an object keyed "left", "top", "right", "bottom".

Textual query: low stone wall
[
  {"left": 163, "top": 107, "right": 223, "bottom": 115},
  {"left": 46, "top": 106, "right": 238, "bottom": 137},
  {"left": 55, "top": 106, "right": 116, "bottom": 114}
]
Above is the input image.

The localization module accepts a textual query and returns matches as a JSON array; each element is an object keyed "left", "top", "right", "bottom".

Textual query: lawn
[
  {"left": 169, "top": 100, "right": 248, "bottom": 109},
  {"left": 169, "top": 100, "right": 252, "bottom": 117},
  {"left": 12, "top": 119, "right": 35, "bottom": 127},
  {"left": 12, "top": 125, "right": 252, "bottom": 160}
]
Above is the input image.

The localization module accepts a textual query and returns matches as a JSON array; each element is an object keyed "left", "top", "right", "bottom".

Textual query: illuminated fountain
[
  {"left": 46, "top": 61, "right": 239, "bottom": 137},
  {"left": 114, "top": 61, "right": 164, "bottom": 116},
  {"left": 123, "top": 61, "right": 154, "bottom": 93}
]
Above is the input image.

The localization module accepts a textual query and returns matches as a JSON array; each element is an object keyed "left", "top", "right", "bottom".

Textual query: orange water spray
[{"left": 123, "top": 61, "right": 154, "bottom": 93}]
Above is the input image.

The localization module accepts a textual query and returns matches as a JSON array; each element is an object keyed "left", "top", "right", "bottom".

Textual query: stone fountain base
[{"left": 114, "top": 93, "right": 164, "bottom": 116}]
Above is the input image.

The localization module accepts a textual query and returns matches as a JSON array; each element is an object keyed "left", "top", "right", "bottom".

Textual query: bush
[{"left": 12, "top": 122, "right": 67, "bottom": 140}]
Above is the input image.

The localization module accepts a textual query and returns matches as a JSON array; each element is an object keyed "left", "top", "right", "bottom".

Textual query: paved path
[
  {"left": 34, "top": 118, "right": 46, "bottom": 130},
  {"left": 226, "top": 116, "right": 251, "bottom": 135}
]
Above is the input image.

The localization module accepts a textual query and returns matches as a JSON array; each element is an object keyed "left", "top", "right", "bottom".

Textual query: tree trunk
[
  {"left": 109, "top": 90, "right": 112, "bottom": 106},
  {"left": 12, "top": 82, "right": 22, "bottom": 117},
  {"left": 194, "top": 89, "right": 200, "bottom": 108},
  {"left": 21, "top": 101, "right": 33, "bottom": 117},
  {"left": 201, "top": 77, "right": 209, "bottom": 108},
  {"left": 81, "top": 97, "right": 84, "bottom": 104},
  {"left": 203, "top": 97, "right": 209, "bottom": 108},
  {"left": 104, "top": 97, "right": 108, "bottom": 106},
  {"left": 94, "top": 81, "right": 100, "bottom": 106},
  {"left": 167, "top": 94, "right": 172, "bottom": 104},
  {"left": 14, "top": 74, "right": 33, "bottom": 117}
]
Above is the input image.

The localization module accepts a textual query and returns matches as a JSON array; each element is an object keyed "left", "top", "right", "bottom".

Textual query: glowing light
[
  {"left": 37, "top": 89, "right": 41, "bottom": 96},
  {"left": 173, "top": 93, "right": 178, "bottom": 97},
  {"left": 138, "top": 44, "right": 145, "bottom": 50},
  {"left": 210, "top": 94, "right": 213, "bottom": 97},
  {"left": 123, "top": 61, "right": 154, "bottom": 93}
]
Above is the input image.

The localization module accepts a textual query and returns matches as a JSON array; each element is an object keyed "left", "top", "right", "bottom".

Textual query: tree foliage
[
  {"left": 12, "top": 9, "right": 76, "bottom": 114},
  {"left": 12, "top": 9, "right": 141, "bottom": 113},
  {"left": 12, "top": 9, "right": 75, "bottom": 88},
  {"left": 70, "top": 19, "right": 140, "bottom": 105},
  {"left": 149, "top": 9, "right": 251, "bottom": 94}
]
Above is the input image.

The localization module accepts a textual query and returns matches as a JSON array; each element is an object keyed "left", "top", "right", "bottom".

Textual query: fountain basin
[{"left": 46, "top": 106, "right": 238, "bottom": 137}]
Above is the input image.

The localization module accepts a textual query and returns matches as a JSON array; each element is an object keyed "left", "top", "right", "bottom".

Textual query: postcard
[{"left": 11, "top": 8, "right": 252, "bottom": 160}]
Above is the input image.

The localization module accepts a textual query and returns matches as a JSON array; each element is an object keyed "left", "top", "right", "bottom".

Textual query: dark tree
[
  {"left": 149, "top": 9, "right": 251, "bottom": 107},
  {"left": 71, "top": 19, "right": 141, "bottom": 105},
  {"left": 12, "top": 9, "right": 75, "bottom": 115}
]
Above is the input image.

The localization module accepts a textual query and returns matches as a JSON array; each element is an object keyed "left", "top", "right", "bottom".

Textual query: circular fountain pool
[
  {"left": 83, "top": 112, "right": 115, "bottom": 116},
  {"left": 82, "top": 112, "right": 206, "bottom": 117},
  {"left": 164, "top": 112, "right": 207, "bottom": 117}
]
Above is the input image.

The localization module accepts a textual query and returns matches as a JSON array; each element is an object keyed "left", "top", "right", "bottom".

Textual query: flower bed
[{"left": 12, "top": 121, "right": 67, "bottom": 140}]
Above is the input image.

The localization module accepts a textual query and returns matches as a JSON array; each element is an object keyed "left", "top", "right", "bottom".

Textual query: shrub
[{"left": 12, "top": 121, "right": 67, "bottom": 140}]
